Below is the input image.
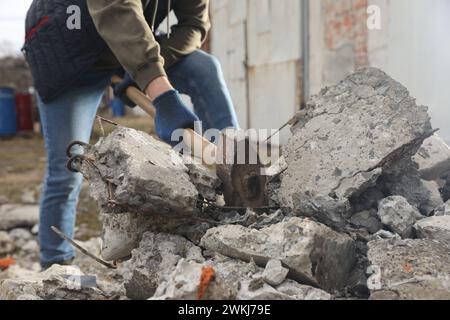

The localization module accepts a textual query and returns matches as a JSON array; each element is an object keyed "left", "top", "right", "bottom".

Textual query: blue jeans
[{"left": 37, "top": 50, "right": 239, "bottom": 266}]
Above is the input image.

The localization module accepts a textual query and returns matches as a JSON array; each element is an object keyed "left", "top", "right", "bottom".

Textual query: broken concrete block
[
  {"left": 349, "top": 210, "right": 383, "bottom": 234},
  {"left": 151, "top": 259, "right": 206, "bottom": 300},
  {"left": 100, "top": 212, "right": 153, "bottom": 261},
  {"left": 413, "top": 216, "right": 450, "bottom": 243},
  {"left": 123, "top": 232, "right": 204, "bottom": 300},
  {"left": 434, "top": 200, "right": 450, "bottom": 216},
  {"left": 413, "top": 134, "right": 450, "bottom": 180},
  {"left": 276, "top": 280, "right": 332, "bottom": 300},
  {"left": 441, "top": 175, "right": 450, "bottom": 202},
  {"left": 278, "top": 68, "right": 432, "bottom": 229},
  {"left": 22, "top": 240, "right": 38, "bottom": 253},
  {"left": 0, "top": 265, "right": 36, "bottom": 282},
  {"left": 421, "top": 180, "right": 444, "bottom": 215},
  {"left": 152, "top": 255, "right": 264, "bottom": 300},
  {"left": 235, "top": 277, "right": 331, "bottom": 300},
  {"left": 367, "top": 239, "right": 450, "bottom": 300},
  {"left": 379, "top": 160, "right": 437, "bottom": 216},
  {"left": 152, "top": 259, "right": 237, "bottom": 300},
  {"left": 262, "top": 259, "right": 289, "bottom": 287},
  {"left": 200, "top": 217, "right": 356, "bottom": 293},
  {"left": 8, "top": 228, "right": 33, "bottom": 248},
  {"left": 79, "top": 127, "right": 198, "bottom": 215},
  {"left": 0, "top": 231, "right": 15, "bottom": 255},
  {"left": 183, "top": 156, "right": 221, "bottom": 201},
  {"left": 0, "top": 204, "right": 39, "bottom": 231},
  {"left": 237, "top": 279, "right": 295, "bottom": 300},
  {"left": 349, "top": 187, "right": 385, "bottom": 213},
  {"left": 213, "top": 208, "right": 285, "bottom": 230},
  {"left": 0, "top": 265, "right": 114, "bottom": 300},
  {"left": 377, "top": 196, "right": 422, "bottom": 238},
  {"left": 371, "top": 230, "right": 401, "bottom": 241},
  {"left": 264, "top": 155, "right": 288, "bottom": 178}
]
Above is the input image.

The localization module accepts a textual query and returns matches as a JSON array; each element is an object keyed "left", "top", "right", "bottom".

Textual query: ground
[{"left": 0, "top": 114, "right": 153, "bottom": 241}]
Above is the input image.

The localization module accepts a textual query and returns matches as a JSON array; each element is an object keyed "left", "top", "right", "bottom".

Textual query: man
[{"left": 23, "top": 0, "right": 239, "bottom": 269}]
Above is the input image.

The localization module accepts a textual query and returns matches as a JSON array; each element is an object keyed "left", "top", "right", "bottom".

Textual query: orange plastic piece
[
  {"left": 197, "top": 266, "right": 215, "bottom": 300},
  {"left": 403, "top": 263, "right": 413, "bottom": 273},
  {"left": 0, "top": 257, "right": 16, "bottom": 270}
]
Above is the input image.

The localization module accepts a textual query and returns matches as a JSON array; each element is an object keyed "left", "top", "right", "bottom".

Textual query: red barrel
[{"left": 15, "top": 93, "right": 33, "bottom": 132}]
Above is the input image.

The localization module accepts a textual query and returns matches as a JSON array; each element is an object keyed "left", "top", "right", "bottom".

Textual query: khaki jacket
[{"left": 86, "top": 0, "right": 210, "bottom": 90}]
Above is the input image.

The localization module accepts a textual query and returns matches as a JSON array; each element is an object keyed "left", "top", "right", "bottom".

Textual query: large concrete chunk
[
  {"left": 278, "top": 68, "right": 432, "bottom": 228},
  {"left": 413, "top": 134, "right": 450, "bottom": 180},
  {"left": 0, "top": 204, "right": 39, "bottom": 231},
  {"left": 377, "top": 196, "right": 422, "bottom": 238},
  {"left": 413, "top": 216, "right": 450, "bottom": 243},
  {"left": 367, "top": 239, "right": 450, "bottom": 300},
  {"left": 200, "top": 217, "right": 356, "bottom": 293},
  {"left": 79, "top": 127, "right": 198, "bottom": 215}
]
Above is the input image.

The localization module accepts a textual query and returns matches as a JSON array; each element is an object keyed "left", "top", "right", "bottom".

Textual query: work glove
[
  {"left": 111, "top": 72, "right": 138, "bottom": 107},
  {"left": 153, "top": 89, "right": 200, "bottom": 146}
]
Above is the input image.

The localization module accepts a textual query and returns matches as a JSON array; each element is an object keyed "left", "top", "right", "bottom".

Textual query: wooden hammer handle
[
  {"left": 111, "top": 75, "right": 156, "bottom": 117},
  {"left": 111, "top": 76, "right": 216, "bottom": 160}
]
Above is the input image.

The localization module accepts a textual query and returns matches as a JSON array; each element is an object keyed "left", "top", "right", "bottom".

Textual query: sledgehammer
[{"left": 110, "top": 76, "right": 268, "bottom": 208}]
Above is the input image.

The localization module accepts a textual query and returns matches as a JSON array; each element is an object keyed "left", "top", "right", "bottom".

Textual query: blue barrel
[
  {"left": 110, "top": 98, "right": 125, "bottom": 118},
  {"left": 0, "top": 87, "right": 17, "bottom": 136}
]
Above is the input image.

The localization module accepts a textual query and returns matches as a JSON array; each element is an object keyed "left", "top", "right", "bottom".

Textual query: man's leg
[
  {"left": 38, "top": 81, "right": 108, "bottom": 268},
  {"left": 166, "top": 50, "right": 240, "bottom": 132}
]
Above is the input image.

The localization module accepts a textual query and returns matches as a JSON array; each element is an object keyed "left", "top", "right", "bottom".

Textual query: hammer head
[{"left": 215, "top": 129, "right": 268, "bottom": 208}]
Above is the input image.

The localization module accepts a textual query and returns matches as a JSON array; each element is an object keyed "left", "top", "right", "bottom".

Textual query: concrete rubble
[
  {"left": 200, "top": 217, "right": 356, "bottom": 293},
  {"left": 277, "top": 68, "right": 433, "bottom": 228},
  {"left": 0, "top": 231, "right": 15, "bottom": 255},
  {"left": 0, "top": 265, "right": 119, "bottom": 300},
  {"left": 0, "top": 204, "right": 39, "bottom": 231},
  {"left": 413, "top": 216, "right": 450, "bottom": 243},
  {"left": 262, "top": 259, "right": 289, "bottom": 287},
  {"left": 434, "top": 200, "right": 450, "bottom": 216},
  {"left": 377, "top": 196, "right": 422, "bottom": 238},
  {"left": 3, "top": 67, "right": 450, "bottom": 301},
  {"left": 413, "top": 134, "right": 450, "bottom": 181},
  {"left": 367, "top": 239, "right": 450, "bottom": 300},
  {"left": 79, "top": 127, "right": 199, "bottom": 216}
]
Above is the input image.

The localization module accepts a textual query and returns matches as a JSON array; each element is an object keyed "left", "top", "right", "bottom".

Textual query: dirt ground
[{"left": 0, "top": 114, "right": 153, "bottom": 240}]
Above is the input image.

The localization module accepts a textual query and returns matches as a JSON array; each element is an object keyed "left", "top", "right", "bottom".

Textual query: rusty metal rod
[{"left": 51, "top": 226, "right": 117, "bottom": 269}]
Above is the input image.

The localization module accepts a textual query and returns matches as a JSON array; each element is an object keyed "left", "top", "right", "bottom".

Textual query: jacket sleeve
[
  {"left": 86, "top": 0, "right": 167, "bottom": 91},
  {"left": 158, "top": 0, "right": 211, "bottom": 69}
]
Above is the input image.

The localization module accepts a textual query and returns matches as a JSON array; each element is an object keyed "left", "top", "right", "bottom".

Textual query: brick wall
[{"left": 323, "top": 0, "right": 369, "bottom": 68}]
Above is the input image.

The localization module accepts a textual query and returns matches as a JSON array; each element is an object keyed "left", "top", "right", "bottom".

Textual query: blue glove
[
  {"left": 112, "top": 73, "right": 138, "bottom": 107},
  {"left": 153, "top": 89, "right": 200, "bottom": 145}
]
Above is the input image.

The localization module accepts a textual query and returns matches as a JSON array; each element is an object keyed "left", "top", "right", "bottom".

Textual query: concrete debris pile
[
  {"left": 3, "top": 67, "right": 449, "bottom": 300},
  {"left": 0, "top": 209, "right": 125, "bottom": 300}
]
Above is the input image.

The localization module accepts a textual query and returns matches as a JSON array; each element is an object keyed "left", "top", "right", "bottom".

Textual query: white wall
[
  {"left": 210, "top": 0, "right": 303, "bottom": 143},
  {"left": 369, "top": 0, "right": 450, "bottom": 143}
]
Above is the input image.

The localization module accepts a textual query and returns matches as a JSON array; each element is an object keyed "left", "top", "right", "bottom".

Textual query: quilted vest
[{"left": 24, "top": 0, "right": 172, "bottom": 103}]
